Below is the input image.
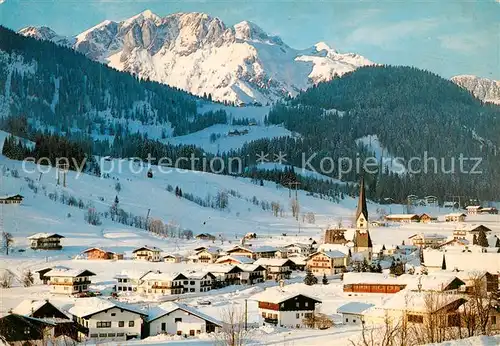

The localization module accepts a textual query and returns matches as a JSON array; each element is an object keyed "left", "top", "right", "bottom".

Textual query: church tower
[{"left": 355, "top": 177, "right": 368, "bottom": 229}]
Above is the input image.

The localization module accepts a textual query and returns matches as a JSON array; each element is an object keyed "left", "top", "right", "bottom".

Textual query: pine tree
[
  {"left": 322, "top": 273, "right": 328, "bottom": 285},
  {"left": 441, "top": 254, "right": 447, "bottom": 270},
  {"left": 114, "top": 195, "right": 119, "bottom": 205},
  {"left": 477, "top": 230, "right": 489, "bottom": 247},
  {"left": 22, "top": 270, "right": 34, "bottom": 287},
  {"left": 381, "top": 244, "right": 386, "bottom": 251},
  {"left": 304, "top": 269, "right": 318, "bottom": 285}
]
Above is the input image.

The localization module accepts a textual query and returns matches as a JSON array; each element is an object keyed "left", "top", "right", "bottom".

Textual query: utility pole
[{"left": 244, "top": 299, "right": 248, "bottom": 331}]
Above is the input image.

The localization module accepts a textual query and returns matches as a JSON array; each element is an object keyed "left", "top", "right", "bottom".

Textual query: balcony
[
  {"left": 152, "top": 284, "right": 184, "bottom": 289},
  {"left": 264, "top": 317, "right": 278, "bottom": 325},
  {"left": 50, "top": 280, "right": 91, "bottom": 286}
]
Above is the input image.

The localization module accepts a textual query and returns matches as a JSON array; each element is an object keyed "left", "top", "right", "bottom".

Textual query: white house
[
  {"left": 283, "top": 243, "right": 313, "bottom": 257},
  {"left": 68, "top": 298, "right": 147, "bottom": 342},
  {"left": 132, "top": 246, "right": 162, "bottom": 262},
  {"left": 147, "top": 302, "right": 221, "bottom": 336},
  {"left": 44, "top": 268, "right": 96, "bottom": 295},
  {"left": 115, "top": 270, "right": 152, "bottom": 293},
  {"left": 337, "top": 302, "right": 375, "bottom": 325},
  {"left": 253, "top": 258, "right": 293, "bottom": 280},
  {"left": 252, "top": 287, "right": 321, "bottom": 328},
  {"left": 182, "top": 271, "right": 215, "bottom": 293},
  {"left": 139, "top": 272, "right": 186, "bottom": 295},
  {"left": 163, "top": 254, "right": 182, "bottom": 263}
]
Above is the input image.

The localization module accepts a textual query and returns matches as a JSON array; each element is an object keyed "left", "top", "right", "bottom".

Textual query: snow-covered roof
[
  {"left": 45, "top": 268, "right": 95, "bottom": 278},
  {"left": 253, "top": 258, "right": 291, "bottom": 266},
  {"left": 82, "top": 247, "right": 116, "bottom": 254},
  {"left": 204, "top": 264, "right": 240, "bottom": 274},
  {"left": 386, "top": 214, "right": 419, "bottom": 219},
  {"left": 237, "top": 264, "right": 266, "bottom": 272},
  {"left": 133, "top": 246, "right": 161, "bottom": 253},
  {"left": 337, "top": 302, "right": 375, "bottom": 315},
  {"left": 183, "top": 271, "right": 213, "bottom": 280},
  {"left": 399, "top": 274, "right": 465, "bottom": 292},
  {"left": 27, "top": 233, "right": 64, "bottom": 239},
  {"left": 226, "top": 246, "right": 254, "bottom": 253},
  {"left": 68, "top": 298, "right": 146, "bottom": 318},
  {"left": 147, "top": 302, "right": 221, "bottom": 326},
  {"left": 317, "top": 244, "right": 350, "bottom": 255},
  {"left": 423, "top": 249, "right": 500, "bottom": 272},
  {"left": 141, "top": 271, "right": 186, "bottom": 282},
  {"left": 215, "top": 255, "right": 254, "bottom": 264},
  {"left": 311, "top": 250, "right": 346, "bottom": 259},
  {"left": 114, "top": 270, "right": 152, "bottom": 280},
  {"left": 253, "top": 246, "right": 278, "bottom": 253},
  {"left": 343, "top": 272, "right": 403, "bottom": 286},
  {"left": 251, "top": 287, "right": 321, "bottom": 304},
  {"left": 376, "top": 291, "right": 465, "bottom": 313},
  {"left": 12, "top": 300, "right": 47, "bottom": 316},
  {"left": 409, "top": 233, "right": 446, "bottom": 240},
  {"left": 196, "top": 246, "right": 221, "bottom": 254},
  {"left": 445, "top": 213, "right": 466, "bottom": 217},
  {"left": 287, "top": 256, "right": 307, "bottom": 265}
]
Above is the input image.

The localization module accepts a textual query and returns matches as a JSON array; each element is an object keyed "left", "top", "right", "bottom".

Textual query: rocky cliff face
[{"left": 451, "top": 75, "right": 500, "bottom": 105}]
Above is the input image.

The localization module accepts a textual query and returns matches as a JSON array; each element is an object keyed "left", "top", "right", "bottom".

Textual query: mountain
[
  {"left": 18, "top": 26, "right": 75, "bottom": 47},
  {"left": 451, "top": 75, "right": 500, "bottom": 105},
  {"left": 18, "top": 11, "right": 373, "bottom": 105}
]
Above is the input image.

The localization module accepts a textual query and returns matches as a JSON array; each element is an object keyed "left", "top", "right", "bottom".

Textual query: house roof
[
  {"left": 44, "top": 268, "right": 95, "bottom": 278},
  {"left": 445, "top": 213, "right": 466, "bottom": 217},
  {"left": 133, "top": 246, "right": 161, "bottom": 253},
  {"left": 251, "top": 287, "right": 321, "bottom": 305},
  {"left": 12, "top": 300, "right": 48, "bottom": 316},
  {"left": 237, "top": 264, "right": 266, "bottom": 272},
  {"left": 183, "top": 271, "right": 215, "bottom": 280},
  {"left": 399, "top": 274, "right": 465, "bottom": 292},
  {"left": 253, "top": 258, "right": 293, "bottom": 267},
  {"left": 423, "top": 249, "right": 500, "bottom": 272},
  {"left": 386, "top": 214, "right": 419, "bottom": 219},
  {"left": 68, "top": 298, "right": 146, "bottom": 318},
  {"left": 27, "top": 233, "right": 65, "bottom": 240},
  {"left": 196, "top": 246, "right": 221, "bottom": 255},
  {"left": 343, "top": 272, "right": 403, "bottom": 286},
  {"left": 253, "top": 246, "right": 278, "bottom": 253},
  {"left": 455, "top": 224, "right": 492, "bottom": 233},
  {"left": 375, "top": 291, "right": 466, "bottom": 313},
  {"left": 309, "top": 250, "right": 346, "bottom": 259},
  {"left": 215, "top": 255, "right": 254, "bottom": 264},
  {"left": 114, "top": 270, "right": 152, "bottom": 280},
  {"left": 409, "top": 233, "right": 446, "bottom": 240},
  {"left": 141, "top": 271, "right": 187, "bottom": 281},
  {"left": 81, "top": 247, "right": 116, "bottom": 254},
  {"left": 337, "top": 302, "right": 375, "bottom": 315},
  {"left": 226, "top": 246, "right": 254, "bottom": 254},
  {"left": 147, "top": 302, "right": 221, "bottom": 326}
]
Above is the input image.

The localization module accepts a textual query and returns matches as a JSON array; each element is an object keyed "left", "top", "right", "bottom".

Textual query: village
[{"left": 1, "top": 177, "right": 500, "bottom": 346}]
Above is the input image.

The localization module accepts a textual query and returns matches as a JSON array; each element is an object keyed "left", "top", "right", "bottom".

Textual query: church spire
[{"left": 356, "top": 176, "right": 368, "bottom": 223}]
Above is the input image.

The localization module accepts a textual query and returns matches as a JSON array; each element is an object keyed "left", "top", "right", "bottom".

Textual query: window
[
  {"left": 175, "top": 318, "right": 182, "bottom": 323},
  {"left": 117, "top": 333, "right": 124, "bottom": 337},
  {"left": 64, "top": 286, "right": 69, "bottom": 291},
  {"left": 24, "top": 327, "right": 30, "bottom": 335},
  {"left": 190, "top": 330, "right": 195, "bottom": 336},
  {"left": 99, "top": 333, "right": 107, "bottom": 338},
  {"left": 262, "top": 312, "right": 266, "bottom": 318},
  {"left": 107, "top": 333, "right": 116, "bottom": 337},
  {"left": 183, "top": 281, "right": 188, "bottom": 284},
  {"left": 90, "top": 333, "right": 98, "bottom": 338},
  {"left": 190, "top": 288, "right": 195, "bottom": 292},
  {"left": 97, "top": 321, "right": 111, "bottom": 328},
  {"left": 190, "top": 281, "right": 195, "bottom": 285},
  {"left": 111, "top": 313, "right": 116, "bottom": 317},
  {"left": 296, "top": 302, "right": 300, "bottom": 308},
  {"left": 119, "top": 321, "right": 124, "bottom": 327},
  {"left": 177, "top": 331, "right": 182, "bottom": 335},
  {"left": 407, "top": 315, "right": 423, "bottom": 324},
  {"left": 129, "top": 321, "right": 134, "bottom": 327},
  {"left": 296, "top": 313, "right": 300, "bottom": 319},
  {"left": 305, "top": 302, "right": 308, "bottom": 307},
  {"left": 346, "top": 318, "right": 349, "bottom": 322}
]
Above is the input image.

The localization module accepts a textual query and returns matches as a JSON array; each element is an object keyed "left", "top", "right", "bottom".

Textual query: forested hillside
[
  {"left": 258, "top": 66, "right": 500, "bottom": 202},
  {"left": 0, "top": 26, "right": 226, "bottom": 138}
]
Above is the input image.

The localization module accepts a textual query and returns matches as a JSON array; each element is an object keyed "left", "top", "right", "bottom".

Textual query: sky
[{"left": 0, "top": 0, "right": 499, "bottom": 80}]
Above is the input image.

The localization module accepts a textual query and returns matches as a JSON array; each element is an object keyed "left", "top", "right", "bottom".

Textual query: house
[
  {"left": 283, "top": 243, "right": 314, "bottom": 257},
  {"left": 11, "top": 299, "right": 77, "bottom": 340},
  {"left": 454, "top": 271, "right": 499, "bottom": 294},
  {"left": 195, "top": 233, "right": 216, "bottom": 241},
  {"left": 419, "top": 213, "right": 437, "bottom": 223},
  {"left": 81, "top": 247, "right": 123, "bottom": 260},
  {"left": 343, "top": 272, "right": 407, "bottom": 294},
  {"left": 337, "top": 302, "right": 375, "bottom": 325},
  {"left": 139, "top": 272, "right": 186, "bottom": 295},
  {"left": 399, "top": 274, "right": 466, "bottom": 293},
  {"left": 408, "top": 233, "right": 446, "bottom": 248},
  {"left": 132, "top": 246, "right": 162, "bottom": 262},
  {"left": 0, "top": 314, "right": 56, "bottom": 345},
  {"left": 252, "top": 288, "right": 321, "bottom": 328},
  {"left": 215, "top": 255, "right": 255, "bottom": 265},
  {"left": 353, "top": 229, "right": 373, "bottom": 261},
  {"left": 355, "top": 177, "right": 369, "bottom": 229},
  {"left": 385, "top": 214, "right": 420, "bottom": 223},
  {"left": 44, "top": 268, "right": 96, "bottom": 296},
  {"left": 163, "top": 254, "right": 182, "bottom": 263},
  {"left": 115, "top": 270, "right": 153, "bottom": 293},
  {"left": 324, "top": 229, "right": 348, "bottom": 245},
  {"left": 306, "top": 250, "right": 349, "bottom": 275},
  {"left": 68, "top": 297, "right": 146, "bottom": 342},
  {"left": 225, "top": 245, "right": 255, "bottom": 259},
  {"left": 444, "top": 213, "right": 466, "bottom": 222},
  {"left": 479, "top": 207, "right": 498, "bottom": 215},
  {"left": 237, "top": 264, "right": 266, "bottom": 285},
  {"left": 0, "top": 194, "right": 24, "bottom": 204},
  {"left": 35, "top": 266, "right": 70, "bottom": 285},
  {"left": 437, "top": 238, "right": 469, "bottom": 249},
  {"left": 207, "top": 265, "right": 244, "bottom": 286},
  {"left": 466, "top": 205, "right": 482, "bottom": 214},
  {"left": 195, "top": 246, "right": 222, "bottom": 263},
  {"left": 253, "top": 246, "right": 279, "bottom": 259},
  {"left": 254, "top": 258, "right": 293, "bottom": 280},
  {"left": 182, "top": 271, "right": 215, "bottom": 293},
  {"left": 288, "top": 256, "right": 307, "bottom": 271},
  {"left": 146, "top": 302, "right": 221, "bottom": 336},
  {"left": 455, "top": 224, "right": 492, "bottom": 235},
  {"left": 28, "top": 233, "right": 64, "bottom": 250},
  {"left": 443, "top": 201, "right": 459, "bottom": 209},
  {"left": 423, "top": 249, "right": 500, "bottom": 273}
]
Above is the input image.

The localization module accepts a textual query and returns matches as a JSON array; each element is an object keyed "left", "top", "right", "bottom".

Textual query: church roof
[{"left": 356, "top": 177, "right": 368, "bottom": 221}]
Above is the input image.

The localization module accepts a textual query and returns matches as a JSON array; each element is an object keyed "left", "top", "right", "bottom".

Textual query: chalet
[
  {"left": 0, "top": 194, "right": 23, "bottom": 204},
  {"left": 44, "top": 268, "right": 96, "bottom": 296},
  {"left": 11, "top": 299, "right": 77, "bottom": 340},
  {"left": 225, "top": 245, "right": 255, "bottom": 259},
  {"left": 479, "top": 207, "right": 498, "bottom": 214},
  {"left": 437, "top": 238, "right": 469, "bottom": 249},
  {"left": 146, "top": 302, "right": 221, "bottom": 336},
  {"left": 324, "top": 229, "right": 348, "bottom": 245},
  {"left": 139, "top": 272, "right": 186, "bottom": 295},
  {"left": 353, "top": 229, "right": 373, "bottom": 261},
  {"left": 306, "top": 250, "right": 349, "bottom": 275},
  {"left": 0, "top": 314, "right": 56, "bottom": 345},
  {"left": 355, "top": 178, "right": 369, "bottom": 229},
  {"left": 163, "top": 253, "right": 182, "bottom": 263},
  {"left": 254, "top": 258, "right": 293, "bottom": 280},
  {"left": 363, "top": 291, "right": 466, "bottom": 327},
  {"left": 35, "top": 266, "right": 70, "bottom": 285},
  {"left": 455, "top": 224, "right": 492, "bottom": 235},
  {"left": 132, "top": 246, "right": 162, "bottom": 262},
  {"left": 195, "top": 246, "right": 222, "bottom": 263},
  {"left": 207, "top": 265, "right": 244, "bottom": 286},
  {"left": 68, "top": 298, "right": 146, "bottom": 342},
  {"left": 215, "top": 255, "right": 255, "bottom": 265},
  {"left": 408, "top": 233, "right": 446, "bottom": 248},
  {"left": 337, "top": 302, "right": 375, "bottom": 325},
  {"left": 195, "top": 233, "right": 216, "bottom": 241},
  {"left": 283, "top": 243, "right": 313, "bottom": 257},
  {"left": 182, "top": 271, "right": 215, "bottom": 293},
  {"left": 253, "top": 288, "right": 322, "bottom": 328},
  {"left": 419, "top": 213, "right": 437, "bottom": 223},
  {"left": 444, "top": 213, "right": 466, "bottom": 222},
  {"left": 343, "top": 272, "right": 407, "bottom": 294},
  {"left": 385, "top": 214, "right": 420, "bottom": 223},
  {"left": 288, "top": 256, "right": 307, "bottom": 271},
  {"left": 28, "top": 233, "right": 64, "bottom": 250},
  {"left": 237, "top": 264, "right": 266, "bottom": 285},
  {"left": 81, "top": 247, "right": 123, "bottom": 260},
  {"left": 115, "top": 270, "right": 153, "bottom": 293},
  {"left": 466, "top": 205, "right": 481, "bottom": 214},
  {"left": 455, "top": 271, "right": 499, "bottom": 294},
  {"left": 253, "top": 246, "right": 279, "bottom": 259}
]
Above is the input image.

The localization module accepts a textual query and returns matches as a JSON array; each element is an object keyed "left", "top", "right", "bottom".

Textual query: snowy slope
[{"left": 18, "top": 11, "right": 374, "bottom": 105}]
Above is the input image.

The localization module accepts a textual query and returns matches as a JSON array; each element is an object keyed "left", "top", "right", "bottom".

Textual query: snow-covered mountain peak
[
  {"left": 314, "top": 41, "right": 335, "bottom": 53},
  {"left": 123, "top": 9, "right": 161, "bottom": 26},
  {"left": 18, "top": 26, "right": 74, "bottom": 47},
  {"left": 233, "top": 20, "right": 283, "bottom": 46},
  {"left": 451, "top": 75, "right": 500, "bottom": 105}
]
